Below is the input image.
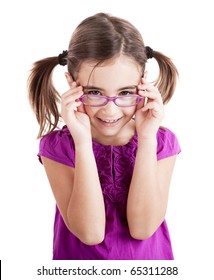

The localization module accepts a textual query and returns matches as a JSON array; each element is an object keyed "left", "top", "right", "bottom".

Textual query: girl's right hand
[{"left": 61, "top": 82, "right": 92, "bottom": 145}]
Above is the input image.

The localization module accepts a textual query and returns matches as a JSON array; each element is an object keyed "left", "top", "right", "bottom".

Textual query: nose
[{"left": 101, "top": 99, "right": 119, "bottom": 114}]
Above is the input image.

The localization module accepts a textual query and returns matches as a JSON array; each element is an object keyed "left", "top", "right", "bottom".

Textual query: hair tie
[
  {"left": 145, "top": 46, "right": 153, "bottom": 59},
  {"left": 58, "top": 50, "right": 68, "bottom": 66}
]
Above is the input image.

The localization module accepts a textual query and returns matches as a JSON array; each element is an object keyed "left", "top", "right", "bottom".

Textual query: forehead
[{"left": 77, "top": 55, "right": 142, "bottom": 88}]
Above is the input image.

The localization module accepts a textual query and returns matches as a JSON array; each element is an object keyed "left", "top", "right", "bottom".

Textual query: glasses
[{"left": 79, "top": 89, "right": 143, "bottom": 107}]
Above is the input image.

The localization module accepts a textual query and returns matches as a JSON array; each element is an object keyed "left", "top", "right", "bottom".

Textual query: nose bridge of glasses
[
  {"left": 107, "top": 96, "right": 118, "bottom": 103},
  {"left": 100, "top": 97, "right": 119, "bottom": 111},
  {"left": 108, "top": 97, "right": 117, "bottom": 105}
]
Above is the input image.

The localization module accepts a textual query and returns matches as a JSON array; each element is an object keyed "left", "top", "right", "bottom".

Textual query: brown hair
[{"left": 28, "top": 12, "right": 178, "bottom": 138}]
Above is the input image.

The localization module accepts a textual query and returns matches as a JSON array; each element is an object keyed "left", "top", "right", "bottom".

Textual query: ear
[
  {"left": 140, "top": 71, "right": 148, "bottom": 84},
  {"left": 65, "top": 72, "right": 74, "bottom": 87},
  {"left": 143, "top": 71, "right": 148, "bottom": 79}
]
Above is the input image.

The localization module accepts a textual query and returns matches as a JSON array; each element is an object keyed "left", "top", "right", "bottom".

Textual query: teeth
[{"left": 101, "top": 119, "right": 119, "bottom": 123}]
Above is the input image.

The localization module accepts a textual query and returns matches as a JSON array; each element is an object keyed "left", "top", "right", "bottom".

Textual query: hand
[
  {"left": 135, "top": 78, "right": 165, "bottom": 140},
  {"left": 61, "top": 82, "right": 92, "bottom": 145}
]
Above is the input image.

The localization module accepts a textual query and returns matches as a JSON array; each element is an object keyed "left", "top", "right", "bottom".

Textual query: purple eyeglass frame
[{"left": 79, "top": 94, "right": 143, "bottom": 107}]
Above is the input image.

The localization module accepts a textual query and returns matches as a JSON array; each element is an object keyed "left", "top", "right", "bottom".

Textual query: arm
[
  {"left": 69, "top": 143, "right": 105, "bottom": 244},
  {"left": 41, "top": 79, "right": 106, "bottom": 245},
  {"left": 41, "top": 145, "right": 105, "bottom": 245},
  {"left": 127, "top": 138, "right": 176, "bottom": 240},
  {"left": 127, "top": 78, "right": 176, "bottom": 239}
]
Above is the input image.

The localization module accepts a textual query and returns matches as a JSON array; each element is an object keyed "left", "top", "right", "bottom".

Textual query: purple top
[{"left": 38, "top": 126, "right": 181, "bottom": 260}]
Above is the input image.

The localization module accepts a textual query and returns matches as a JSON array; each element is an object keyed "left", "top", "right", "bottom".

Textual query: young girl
[{"left": 28, "top": 12, "right": 181, "bottom": 260}]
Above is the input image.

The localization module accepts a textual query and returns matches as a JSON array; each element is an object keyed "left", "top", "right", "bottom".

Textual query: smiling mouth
[{"left": 97, "top": 117, "right": 122, "bottom": 125}]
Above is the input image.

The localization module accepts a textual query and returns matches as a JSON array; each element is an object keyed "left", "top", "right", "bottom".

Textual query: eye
[
  {"left": 84, "top": 89, "right": 102, "bottom": 96},
  {"left": 119, "top": 90, "right": 137, "bottom": 96}
]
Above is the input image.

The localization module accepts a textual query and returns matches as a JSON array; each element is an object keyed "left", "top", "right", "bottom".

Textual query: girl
[{"left": 28, "top": 12, "right": 181, "bottom": 260}]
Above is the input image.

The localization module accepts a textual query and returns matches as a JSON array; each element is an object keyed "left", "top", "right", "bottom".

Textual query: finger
[
  {"left": 138, "top": 90, "right": 162, "bottom": 104},
  {"left": 141, "top": 100, "right": 157, "bottom": 109},
  {"left": 62, "top": 90, "right": 83, "bottom": 105},
  {"left": 136, "top": 96, "right": 146, "bottom": 110},
  {"left": 62, "top": 98, "right": 82, "bottom": 111},
  {"left": 62, "top": 85, "right": 83, "bottom": 98},
  {"left": 61, "top": 81, "right": 81, "bottom": 97},
  {"left": 77, "top": 102, "right": 87, "bottom": 114},
  {"left": 138, "top": 84, "right": 159, "bottom": 94},
  {"left": 141, "top": 102, "right": 165, "bottom": 119}
]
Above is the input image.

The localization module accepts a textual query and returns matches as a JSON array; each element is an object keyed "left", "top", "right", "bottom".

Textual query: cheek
[
  {"left": 124, "top": 107, "right": 136, "bottom": 117},
  {"left": 84, "top": 106, "right": 99, "bottom": 117}
]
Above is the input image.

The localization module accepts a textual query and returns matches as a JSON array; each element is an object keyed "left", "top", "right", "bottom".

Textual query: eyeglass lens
[{"left": 81, "top": 95, "right": 140, "bottom": 107}]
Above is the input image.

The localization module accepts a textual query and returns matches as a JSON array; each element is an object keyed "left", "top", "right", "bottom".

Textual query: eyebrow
[{"left": 83, "top": 85, "right": 137, "bottom": 91}]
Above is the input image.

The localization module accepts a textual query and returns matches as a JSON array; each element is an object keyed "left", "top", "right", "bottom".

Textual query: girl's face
[{"left": 76, "top": 55, "right": 143, "bottom": 145}]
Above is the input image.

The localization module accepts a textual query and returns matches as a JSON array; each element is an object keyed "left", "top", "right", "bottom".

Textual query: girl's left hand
[{"left": 135, "top": 78, "right": 165, "bottom": 140}]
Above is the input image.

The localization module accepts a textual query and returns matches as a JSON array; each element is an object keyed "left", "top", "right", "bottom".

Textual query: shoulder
[
  {"left": 38, "top": 126, "right": 75, "bottom": 167},
  {"left": 156, "top": 127, "right": 181, "bottom": 160},
  {"left": 39, "top": 126, "right": 73, "bottom": 149}
]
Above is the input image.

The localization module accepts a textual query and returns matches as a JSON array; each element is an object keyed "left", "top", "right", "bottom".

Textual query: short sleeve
[
  {"left": 157, "top": 128, "right": 181, "bottom": 160},
  {"left": 37, "top": 126, "right": 75, "bottom": 167}
]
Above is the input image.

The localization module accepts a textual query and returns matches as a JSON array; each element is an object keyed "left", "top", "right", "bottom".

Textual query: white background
[{"left": 0, "top": 0, "right": 214, "bottom": 279}]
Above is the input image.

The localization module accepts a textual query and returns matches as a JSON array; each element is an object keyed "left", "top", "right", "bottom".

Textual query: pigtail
[
  {"left": 28, "top": 56, "right": 60, "bottom": 138},
  {"left": 152, "top": 51, "right": 178, "bottom": 104}
]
